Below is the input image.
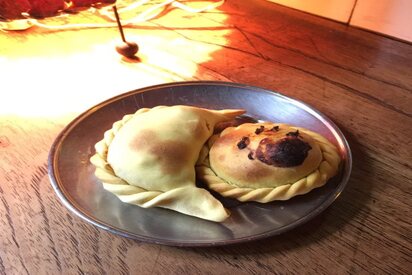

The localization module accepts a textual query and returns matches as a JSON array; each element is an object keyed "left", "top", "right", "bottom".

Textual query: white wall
[{"left": 266, "top": 0, "right": 412, "bottom": 43}]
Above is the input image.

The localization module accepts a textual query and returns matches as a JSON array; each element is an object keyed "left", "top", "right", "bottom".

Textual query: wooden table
[{"left": 1, "top": 0, "right": 411, "bottom": 274}]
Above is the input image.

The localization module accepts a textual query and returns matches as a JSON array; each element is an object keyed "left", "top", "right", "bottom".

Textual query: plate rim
[{"left": 48, "top": 80, "right": 352, "bottom": 247}]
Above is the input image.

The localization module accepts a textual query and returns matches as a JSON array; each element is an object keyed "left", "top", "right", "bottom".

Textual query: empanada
[
  {"left": 196, "top": 123, "right": 341, "bottom": 202},
  {"left": 90, "top": 105, "right": 245, "bottom": 222}
]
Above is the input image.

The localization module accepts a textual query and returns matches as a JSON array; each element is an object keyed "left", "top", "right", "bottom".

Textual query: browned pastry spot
[
  {"left": 150, "top": 140, "right": 191, "bottom": 174},
  {"left": 255, "top": 126, "right": 265, "bottom": 134},
  {"left": 255, "top": 136, "right": 312, "bottom": 167},
  {"left": 271, "top": 125, "right": 280, "bottom": 132},
  {"left": 286, "top": 130, "right": 300, "bottom": 137},
  {"left": 236, "top": 136, "right": 250, "bottom": 149},
  {"left": 128, "top": 129, "right": 190, "bottom": 174},
  {"left": 128, "top": 129, "right": 157, "bottom": 149}
]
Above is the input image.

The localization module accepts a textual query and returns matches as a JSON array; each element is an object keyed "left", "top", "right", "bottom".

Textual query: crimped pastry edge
[
  {"left": 196, "top": 125, "right": 341, "bottom": 202},
  {"left": 89, "top": 106, "right": 230, "bottom": 222},
  {"left": 90, "top": 108, "right": 166, "bottom": 205}
]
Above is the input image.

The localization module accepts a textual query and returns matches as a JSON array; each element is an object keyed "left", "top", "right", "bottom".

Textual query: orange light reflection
[{"left": 0, "top": 4, "right": 230, "bottom": 118}]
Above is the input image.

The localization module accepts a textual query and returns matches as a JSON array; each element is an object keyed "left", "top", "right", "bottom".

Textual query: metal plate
[{"left": 48, "top": 81, "right": 352, "bottom": 247}]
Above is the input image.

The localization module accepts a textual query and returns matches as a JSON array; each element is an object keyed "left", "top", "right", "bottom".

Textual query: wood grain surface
[{"left": 1, "top": 0, "right": 411, "bottom": 274}]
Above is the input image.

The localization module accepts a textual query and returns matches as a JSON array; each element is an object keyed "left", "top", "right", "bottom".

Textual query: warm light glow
[{"left": 0, "top": 3, "right": 230, "bottom": 117}]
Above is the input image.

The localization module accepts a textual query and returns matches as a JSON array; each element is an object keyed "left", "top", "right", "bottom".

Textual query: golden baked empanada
[
  {"left": 90, "top": 105, "right": 245, "bottom": 222},
  {"left": 196, "top": 123, "right": 341, "bottom": 202}
]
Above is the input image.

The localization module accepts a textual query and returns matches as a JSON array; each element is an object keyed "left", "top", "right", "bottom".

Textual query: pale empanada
[
  {"left": 90, "top": 105, "right": 245, "bottom": 222},
  {"left": 196, "top": 123, "right": 341, "bottom": 202}
]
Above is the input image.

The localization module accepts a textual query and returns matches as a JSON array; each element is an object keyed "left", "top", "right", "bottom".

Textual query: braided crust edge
[
  {"left": 90, "top": 108, "right": 164, "bottom": 205},
  {"left": 196, "top": 127, "right": 341, "bottom": 203},
  {"left": 89, "top": 106, "right": 231, "bottom": 222},
  {"left": 90, "top": 107, "right": 206, "bottom": 209}
]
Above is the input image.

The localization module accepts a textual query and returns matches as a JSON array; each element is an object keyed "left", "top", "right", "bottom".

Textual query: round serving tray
[{"left": 48, "top": 81, "right": 352, "bottom": 247}]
